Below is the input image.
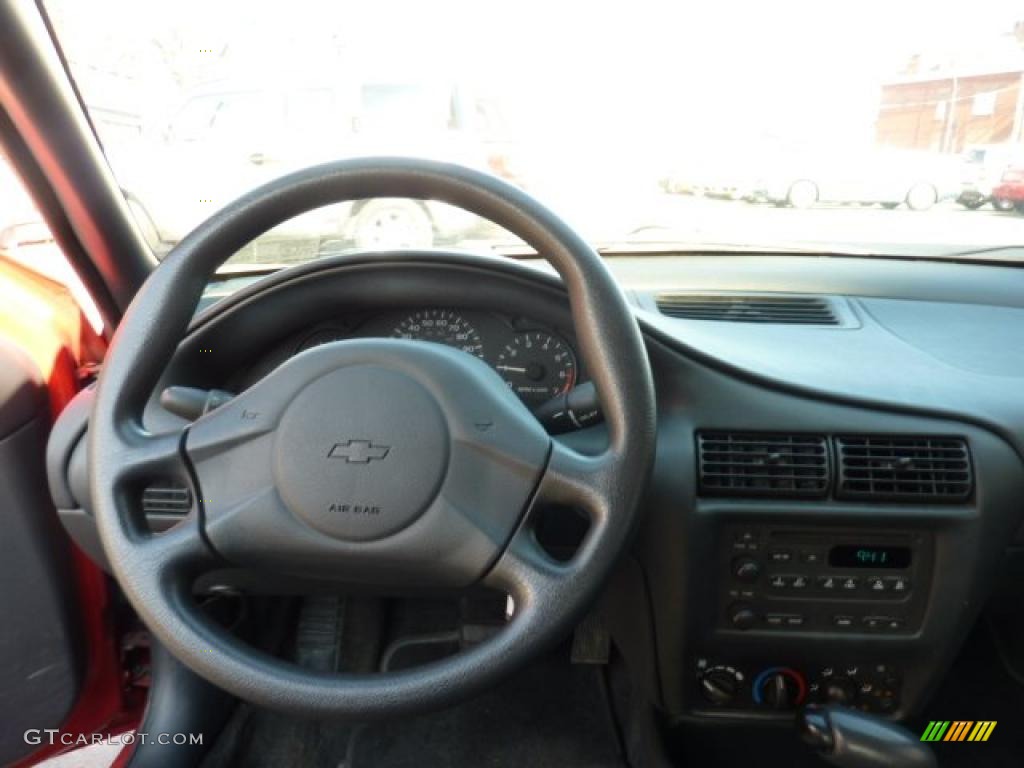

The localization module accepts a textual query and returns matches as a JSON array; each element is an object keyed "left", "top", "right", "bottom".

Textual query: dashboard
[
  {"left": 46, "top": 250, "right": 1024, "bottom": 730},
  {"left": 252, "top": 308, "right": 582, "bottom": 409}
]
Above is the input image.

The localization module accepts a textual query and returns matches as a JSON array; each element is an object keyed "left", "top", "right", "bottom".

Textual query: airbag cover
[{"left": 274, "top": 366, "right": 448, "bottom": 541}]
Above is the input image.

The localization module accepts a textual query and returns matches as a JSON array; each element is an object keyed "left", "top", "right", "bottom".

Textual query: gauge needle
[{"left": 496, "top": 365, "right": 527, "bottom": 373}]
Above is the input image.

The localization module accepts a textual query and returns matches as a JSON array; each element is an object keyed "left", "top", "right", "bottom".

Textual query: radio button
[
  {"left": 832, "top": 615, "right": 855, "bottom": 628},
  {"left": 769, "top": 575, "right": 788, "bottom": 589},
  {"left": 816, "top": 575, "right": 838, "bottom": 590},
  {"left": 769, "top": 549, "right": 793, "bottom": 563},
  {"left": 862, "top": 615, "right": 900, "bottom": 630},
  {"left": 790, "top": 575, "right": 809, "bottom": 590},
  {"left": 884, "top": 576, "right": 910, "bottom": 593},
  {"left": 866, "top": 577, "right": 887, "bottom": 593},
  {"left": 840, "top": 577, "right": 860, "bottom": 591},
  {"left": 800, "top": 551, "right": 823, "bottom": 565}
]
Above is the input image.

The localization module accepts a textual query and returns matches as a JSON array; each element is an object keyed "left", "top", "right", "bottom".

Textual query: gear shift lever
[{"left": 798, "top": 705, "right": 936, "bottom": 768}]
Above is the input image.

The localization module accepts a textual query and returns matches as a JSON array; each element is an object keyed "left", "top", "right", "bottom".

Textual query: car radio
[{"left": 719, "top": 525, "right": 931, "bottom": 634}]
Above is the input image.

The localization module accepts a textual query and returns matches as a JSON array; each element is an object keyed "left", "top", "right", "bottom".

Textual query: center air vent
[
  {"left": 656, "top": 294, "right": 839, "bottom": 325},
  {"left": 835, "top": 436, "right": 973, "bottom": 502},
  {"left": 141, "top": 482, "right": 192, "bottom": 516},
  {"left": 697, "top": 432, "right": 829, "bottom": 498}
]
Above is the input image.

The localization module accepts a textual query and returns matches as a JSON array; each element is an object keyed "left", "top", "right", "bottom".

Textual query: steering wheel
[{"left": 89, "top": 158, "right": 656, "bottom": 717}]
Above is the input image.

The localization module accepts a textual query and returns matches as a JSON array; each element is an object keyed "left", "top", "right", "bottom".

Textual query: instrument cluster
[{"left": 295, "top": 308, "right": 581, "bottom": 408}]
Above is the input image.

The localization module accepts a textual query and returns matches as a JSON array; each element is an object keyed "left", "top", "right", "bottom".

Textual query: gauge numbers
[
  {"left": 392, "top": 309, "right": 485, "bottom": 359},
  {"left": 496, "top": 331, "right": 577, "bottom": 405}
]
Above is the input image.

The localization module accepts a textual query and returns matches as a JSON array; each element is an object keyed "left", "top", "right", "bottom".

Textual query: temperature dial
[{"left": 753, "top": 667, "right": 807, "bottom": 710}]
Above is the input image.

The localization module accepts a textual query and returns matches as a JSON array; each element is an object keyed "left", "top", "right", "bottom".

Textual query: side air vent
[
  {"left": 141, "top": 482, "right": 192, "bottom": 516},
  {"left": 697, "top": 432, "right": 829, "bottom": 498},
  {"left": 835, "top": 436, "right": 973, "bottom": 502},
  {"left": 656, "top": 294, "right": 839, "bottom": 325}
]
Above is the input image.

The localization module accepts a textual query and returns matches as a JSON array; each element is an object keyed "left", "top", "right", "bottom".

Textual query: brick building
[{"left": 876, "top": 23, "right": 1024, "bottom": 153}]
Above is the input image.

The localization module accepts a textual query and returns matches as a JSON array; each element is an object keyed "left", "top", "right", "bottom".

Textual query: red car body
[{"left": 991, "top": 166, "right": 1024, "bottom": 204}]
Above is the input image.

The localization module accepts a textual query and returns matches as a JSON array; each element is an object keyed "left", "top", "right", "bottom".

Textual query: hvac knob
[
  {"left": 699, "top": 666, "right": 742, "bottom": 706},
  {"left": 823, "top": 676, "right": 858, "bottom": 705},
  {"left": 754, "top": 667, "right": 807, "bottom": 710}
]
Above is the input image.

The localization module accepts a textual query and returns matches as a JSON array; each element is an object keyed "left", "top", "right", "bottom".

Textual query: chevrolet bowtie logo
[{"left": 327, "top": 440, "right": 390, "bottom": 464}]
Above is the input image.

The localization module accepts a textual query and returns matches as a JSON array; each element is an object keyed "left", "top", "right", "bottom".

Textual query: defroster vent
[
  {"left": 656, "top": 294, "right": 839, "bottom": 325},
  {"left": 697, "top": 432, "right": 829, "bottom": 498}
]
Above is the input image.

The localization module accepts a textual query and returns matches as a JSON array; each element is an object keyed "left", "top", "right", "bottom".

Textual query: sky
[{"left": 46, "top": 0, "right": 1024, "bottom": 172}]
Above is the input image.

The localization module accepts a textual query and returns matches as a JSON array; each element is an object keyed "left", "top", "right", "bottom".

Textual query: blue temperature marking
[{"left": 752, "top": 667, "right": 785, "bottom": 704}]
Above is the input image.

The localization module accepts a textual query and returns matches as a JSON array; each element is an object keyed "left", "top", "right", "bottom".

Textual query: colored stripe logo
[{"left": 921, "top": 721, "right": 996, "bottom": 742}]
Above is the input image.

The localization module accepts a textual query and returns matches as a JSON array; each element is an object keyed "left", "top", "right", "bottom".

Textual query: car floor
[
  {"left": 203, "top": 650, "right": 625, "bottom": 768},
  {"left": 200, "top": 597, "right": 626, "bottom": 768}
]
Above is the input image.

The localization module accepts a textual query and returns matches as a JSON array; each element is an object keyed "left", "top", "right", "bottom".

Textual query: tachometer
[
  {"left": 392, "top": 309, "right": 485, "bottom": 359},
  {"left": 496, "top": 331, "right": 577, "bottom": 406}
]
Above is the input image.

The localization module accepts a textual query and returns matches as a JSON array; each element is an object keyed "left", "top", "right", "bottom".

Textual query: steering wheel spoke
[
  {"left": 133, "top": 513, "right": 216, "bottom": 577},
  {"left": 109, "top": 424, "right": 189, "bottom": 487},
  {"left": 484, "top": 439, "right": 613, "bottom": 601},
  {"left": 534, "top": 438, "right": 612, "bottom": 518}
]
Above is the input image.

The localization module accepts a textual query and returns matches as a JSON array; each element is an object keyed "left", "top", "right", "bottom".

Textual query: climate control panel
[
  {"left": 695, "top": 657, "right": 902, "bottom": 714},
  {"left": 719, "top": 525, "right": 931, "bottom": 634}
]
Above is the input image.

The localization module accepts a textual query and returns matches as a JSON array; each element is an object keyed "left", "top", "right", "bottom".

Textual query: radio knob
[
  {"left": 728, "top": 603, "right": 757, "bottom": 630},
  {"left": 732, "top": 556, "right": 761, "bottom": 583},
  {"left": 699, "top": 667, "right": 741, "bottom": 706}
]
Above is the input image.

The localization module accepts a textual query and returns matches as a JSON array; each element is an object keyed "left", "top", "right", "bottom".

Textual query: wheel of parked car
[
  {"left": 786, "top": 180, "right": 818, "bottom": 209},
  {"left": 993, "top": 198, "right": 1015, "bottom": 212},
  {"left": 351, "top": 198, "right": 435, "bottom": 249},
  {"left": 905, "top": 182, "right": 938, "bottom": 211},
  {"left": 959, "top": 199, "right": 985, "bottom": 211}
]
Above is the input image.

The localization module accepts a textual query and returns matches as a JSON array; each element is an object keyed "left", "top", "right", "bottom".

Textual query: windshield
[{"left": 35, "top": 0, "right": 1024, "bottom": 265}]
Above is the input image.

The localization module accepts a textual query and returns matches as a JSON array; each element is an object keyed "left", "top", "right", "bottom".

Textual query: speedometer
[
  {"left": 392, "top": 309, "right": 485, "bottom": 359},
  {"left": 496, "top": 331, "right": 577, "bottom": 406}
]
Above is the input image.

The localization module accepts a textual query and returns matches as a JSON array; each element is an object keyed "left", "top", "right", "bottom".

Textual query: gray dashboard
[{"left": 47, "top": 250, "right": 1024, "bottom": 726}]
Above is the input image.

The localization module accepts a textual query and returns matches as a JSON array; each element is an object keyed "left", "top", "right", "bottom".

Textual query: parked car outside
[
  {"left": 957, "top": 144, "right": 1020, "bottom": 211},
  {"left": 659, "top": 142, "right": 760, "bottom": 200},
  {"left": 747, "top": 147, "right": 959, "bottom": 210},
  {"left": 108, "top": 80, "right": 515, "bottom": 255},
  {"left": 990, "top": 165, "right": 1024, "bottom": 213}
]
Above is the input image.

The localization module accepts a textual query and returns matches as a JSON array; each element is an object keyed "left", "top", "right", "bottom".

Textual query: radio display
[{"left": 828, "top": 545, "right": 911, "bottom": 569}]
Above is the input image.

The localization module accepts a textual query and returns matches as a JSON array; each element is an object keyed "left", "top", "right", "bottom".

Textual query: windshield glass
[{"left": 36, "top": 0, "right": 1024, "bottom": 265}]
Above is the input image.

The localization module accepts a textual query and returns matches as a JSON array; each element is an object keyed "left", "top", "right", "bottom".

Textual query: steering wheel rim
[{"left": 89, "top": 157, "right": 656, "bottom": 717}]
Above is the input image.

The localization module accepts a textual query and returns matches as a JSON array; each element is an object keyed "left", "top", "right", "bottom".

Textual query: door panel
[{"left": 0, "top": 341, "right": 83, "bottom": 766}]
